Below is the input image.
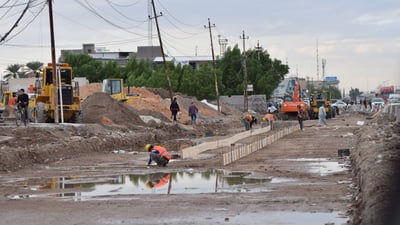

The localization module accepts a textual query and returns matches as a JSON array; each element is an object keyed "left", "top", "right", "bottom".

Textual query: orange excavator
[{"left": 280, "top": 78, "right": 308, "bottom": 120}]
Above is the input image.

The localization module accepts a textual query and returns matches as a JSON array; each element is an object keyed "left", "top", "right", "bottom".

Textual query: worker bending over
[
  {"left": 262, "top": 113, "right": 275, "bottom": 129},
  {"left": 145, "top": 144, "right": 171, "bottom": 167},
  {"left": 242, "top": 114, "right": 257, "bottom": 131}
]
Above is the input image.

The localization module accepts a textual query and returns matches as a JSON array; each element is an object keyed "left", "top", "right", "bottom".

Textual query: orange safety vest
[
  {"left": 244, "top": 114, "right": 253, "bottom": 122},
  {"left": 153, "top": 173, "right": 171, "bottom": 188},
  {"left": 264, "top": 113, "right": 275, "bottom": 122},
  {"left": 153, "top": 145, "right": 171, "bottom": 160}
]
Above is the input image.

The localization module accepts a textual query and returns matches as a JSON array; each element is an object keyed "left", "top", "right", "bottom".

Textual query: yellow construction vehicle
[
  {"left": 33, "top": 63, "right": 81, "bottom": 123},
  {"left": 0, "top": 91, "right": 17, "bottom": 121},
  {"left": 309, "top": 90, "right": 335, "bottom": 119},
  {"left": 102, "top": 78, "right": 128, "bottom": 102}
]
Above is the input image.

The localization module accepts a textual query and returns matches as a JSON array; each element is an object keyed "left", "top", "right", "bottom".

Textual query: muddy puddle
[
  {"left": 285, "top": 158, "right": 350, "bottom": 176},
  {"left": 7, "top": 169, "right": 297, "bottom": 201}
]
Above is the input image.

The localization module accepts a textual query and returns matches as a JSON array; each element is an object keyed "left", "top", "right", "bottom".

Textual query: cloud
[{"left": 353, "top": 9, "right": 400, "bottom": 25}]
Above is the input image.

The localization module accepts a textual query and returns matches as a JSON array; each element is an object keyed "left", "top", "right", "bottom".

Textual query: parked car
[
  {"left": 331, "top": 100, "right": 347, "bottom": 109},
  {"left": 371, "top": 97, "right": 385, "bottom": 108}
]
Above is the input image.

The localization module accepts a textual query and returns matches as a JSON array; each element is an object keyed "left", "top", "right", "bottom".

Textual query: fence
[{"left": 222, "top": 123, "right": 299, "bottom": 166}]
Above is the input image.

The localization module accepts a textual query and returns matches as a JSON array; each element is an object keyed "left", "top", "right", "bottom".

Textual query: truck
[
  {"left": 379, "top": 86, "right": 394, "bottom": 102},
  {"left": 33, "top": 63, "right": 82, "bottom": 123}
]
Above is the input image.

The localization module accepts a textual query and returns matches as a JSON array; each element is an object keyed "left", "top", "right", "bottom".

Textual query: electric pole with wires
[
  {"left": 149, "top": 0, "right": 174, "bottom": 101},
  {"left": 204, "top": 18, "right": 220, "bottom": 112},
  {"left": 240, "top": 30, "right": 249, "bottom": 112}
]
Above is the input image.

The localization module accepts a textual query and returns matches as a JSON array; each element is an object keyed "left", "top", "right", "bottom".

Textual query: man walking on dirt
[
  {"left": 188, "top": 102, "right": 199, "bottom": 124},
  {"left": 170, "top": 97, "right": 180, "bottom": 122},
  {"left": 297, "top": 105, "right": 304, "bottom": 131},
  {"left": 318, "top": 105, "right": 327, "bottom": 126}
]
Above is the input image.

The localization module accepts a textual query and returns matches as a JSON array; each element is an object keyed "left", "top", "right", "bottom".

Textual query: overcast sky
[{"left": 1, "top": 0, "right": 399, "bottom": 93}]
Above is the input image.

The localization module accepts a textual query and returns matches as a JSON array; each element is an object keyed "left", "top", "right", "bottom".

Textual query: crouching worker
[
  {"left": 242, "top": 114, "right": 257, "bottom": 131},
  {"left": 145, "top": 144, "right": 171, "bottom": 167}
]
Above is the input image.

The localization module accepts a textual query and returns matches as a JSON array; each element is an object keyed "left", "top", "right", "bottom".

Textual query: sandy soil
[{"left": 0, "top": 88, "right": 399, "bottom": 225}]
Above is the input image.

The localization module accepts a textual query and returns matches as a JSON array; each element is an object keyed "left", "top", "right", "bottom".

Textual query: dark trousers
[
  {"left": 171, "top": 111, "right": 178, "bottom": 121},
  {"left": 150, "top": 152, "right": 169, "bottom": 167},
  {"left": 298, "top": 119, "right": 303, "bottom": 130}
]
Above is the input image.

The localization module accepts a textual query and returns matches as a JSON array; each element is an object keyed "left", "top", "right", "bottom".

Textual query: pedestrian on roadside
[
  {"left": 188, "top": 102, "right": 199, "bottom": 124},
  {"left": 318, "top": 105, "right": 327, "bottom": 126},
  {"left": 170, "top": 97, "right": 180, "bottom": 122},
  {"left": 297, "top": 105, "right": 305, "bottom": 131},
  {"left": 145, "top": 144, "right": 171, "bottom": 167}
]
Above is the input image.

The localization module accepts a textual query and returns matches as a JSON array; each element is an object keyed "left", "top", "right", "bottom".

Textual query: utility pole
[
  {"left": 147, "top": 0, "right": 152, "bottom": 46},
  {"left": 205, "top": 18, "right": 220, "bottom": 112},
  {"left": 240, "top": 30, "right": 249, "bottom": 112},
  {"left": 48, "top": 0, "right": 58, "bottom": 123},
  {"left": 150, "top": 0, "right": 173, "bottom": 100}
]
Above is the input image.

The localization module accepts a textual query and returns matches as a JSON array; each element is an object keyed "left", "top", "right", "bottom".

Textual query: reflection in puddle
[{"left": 10, "top": 170, "right": 274, "bottom": 201}]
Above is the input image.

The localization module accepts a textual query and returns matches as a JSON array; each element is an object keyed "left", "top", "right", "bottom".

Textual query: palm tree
[
  {"left": 26, "top": 61, "right": 43, "bottom": 76},
  {"left": 3, "top": 64, "right": 21, "bottom": 80}
]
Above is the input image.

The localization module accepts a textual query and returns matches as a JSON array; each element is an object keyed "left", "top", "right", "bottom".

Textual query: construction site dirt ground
[{"left": 0, "top": 89, "right": 399, "bottom": 224}]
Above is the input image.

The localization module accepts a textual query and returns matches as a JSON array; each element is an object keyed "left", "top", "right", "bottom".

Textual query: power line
[{"left": 0, "top": 0, "right": 32, "bottom": 43}]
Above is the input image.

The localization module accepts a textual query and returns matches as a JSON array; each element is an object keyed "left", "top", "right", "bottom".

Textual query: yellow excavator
[
  {"left": 102, "top": 78, "right": 127, "bottom": 102},
  {"left": 102, "top": 78, "right": 140, "bottom": 102}
]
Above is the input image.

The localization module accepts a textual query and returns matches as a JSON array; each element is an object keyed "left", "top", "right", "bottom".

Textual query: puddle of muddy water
[
  {"left": 8, "top": 170, "right": 285, "bottom": 201},
  {"left": 285, "top": 158, "right": 349, "bottom": 176}
]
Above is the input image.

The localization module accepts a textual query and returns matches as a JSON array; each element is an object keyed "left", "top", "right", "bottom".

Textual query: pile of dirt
[
  {"left": 79, "top": 83, "right": 102, "bottom": 100},
  {"left": 352, "top": 112, "right": 400, "bottom": 225},
  {"left": 82, "top": 92, "right": 145, "bottom": 126}
]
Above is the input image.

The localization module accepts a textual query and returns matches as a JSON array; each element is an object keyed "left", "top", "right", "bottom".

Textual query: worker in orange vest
[
  {"left": 262, "top": 113, "right": 275, "bottom": 129},
  {"left": 146, "top": 173, "right": 171, "bottom": 189},
  {"left": 145, "top": 144, "right": 171, "bottom": 167},
  {"left": 242, "top": 113, "right": 257, "bottom": 131}
]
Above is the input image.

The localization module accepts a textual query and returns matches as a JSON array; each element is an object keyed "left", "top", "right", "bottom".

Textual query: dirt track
[
  {"left": 0, "top": 93, "right": 399, "bottom": 225},
  {"left": 0, "top": 108, "right": 399, "bottom": 225}
]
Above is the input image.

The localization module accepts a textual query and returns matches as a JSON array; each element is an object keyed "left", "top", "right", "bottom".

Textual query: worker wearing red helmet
[{"left": 145, "top": 144, "right": 171, "bottom": 167}]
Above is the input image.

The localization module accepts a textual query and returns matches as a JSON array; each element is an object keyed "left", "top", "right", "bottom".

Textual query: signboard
[
  {"left": 247, "top": 84, "right": 253, "bottom": 92},
  {"left": 325, "top": 76, "right": 337, "bottom": 81}
]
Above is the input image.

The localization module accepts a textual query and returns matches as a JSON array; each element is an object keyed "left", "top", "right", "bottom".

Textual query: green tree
[
  {"left": 349, "top": 88, "right": 363, "bottom": 102},
  {"left": 217, "top": 45, "right": 288, "bottom": 98},
  {"left": 63, "top": 53, "right": 103, "bottom": 82}
]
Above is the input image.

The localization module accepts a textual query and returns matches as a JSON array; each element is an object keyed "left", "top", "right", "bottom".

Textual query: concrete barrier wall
[
  {"left": 222, "top": 124, "right": 299, "bottom": 166},
  {"left": 181, "top": 125, "right": 272, "bottom": 159},
  {"left": 383, "top": 103, "right": 400, "bottom": 122}
]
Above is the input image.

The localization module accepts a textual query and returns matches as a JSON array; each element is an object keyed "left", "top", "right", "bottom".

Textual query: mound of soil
[{"left": 82, "top": 92, "right": 145, "bottom": 126}]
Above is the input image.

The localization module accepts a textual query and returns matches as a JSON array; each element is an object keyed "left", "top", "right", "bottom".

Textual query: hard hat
[{"left": 145, "top": 144, "right": 153, "bottom": 152}]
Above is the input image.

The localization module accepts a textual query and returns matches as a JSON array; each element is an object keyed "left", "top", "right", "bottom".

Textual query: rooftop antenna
[
  {"left": 316, "top": 39, "right": 319, "bottom": 81},
  {"left": 322, "top": 58, "right": 326, "bottom": 81}
]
